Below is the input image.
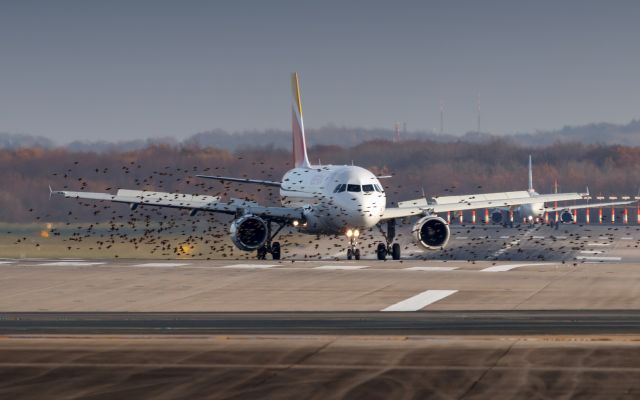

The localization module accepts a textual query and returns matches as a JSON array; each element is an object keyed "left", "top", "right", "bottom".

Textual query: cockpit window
[
  {"left": 362, "top": 184, "right": 374, "bottom": 192},
  {"left": 347, "top": 184, "right": 361, "bottom": 192},
  {"left": 333, "top": 184, "right": 346, "bottom": 193},
  {"left": 333, "top": 184, "right": 342, "bottom": 193},
  {"left": 374, "top": 184, "right": 384, "bottom": 193}
]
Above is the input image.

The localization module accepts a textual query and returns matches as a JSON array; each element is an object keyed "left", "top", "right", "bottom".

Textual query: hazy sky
[{"left": 1, "top": 0, "right": 640, "bottom": 142}]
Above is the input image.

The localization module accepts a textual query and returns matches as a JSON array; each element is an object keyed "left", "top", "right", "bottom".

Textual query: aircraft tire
[
  {"left": 391, "top": 243, "right": 401, "bottom": 260},
  {"left": 271, "top": 242, "right": 281, "bottom": 260},
  {"left": 376, "top": 243, "right": 387, "bottom": 260}
]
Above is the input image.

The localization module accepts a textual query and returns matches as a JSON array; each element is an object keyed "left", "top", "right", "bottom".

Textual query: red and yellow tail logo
[{"left": 291, "top": 73, "right": 311, "bottom": 168}]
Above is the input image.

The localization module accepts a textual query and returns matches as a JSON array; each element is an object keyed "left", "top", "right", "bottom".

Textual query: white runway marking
[
  {"left": 404, "top": 266, "right": 458, "bottom": 272},
  {"left": 132, "top": 262, "right": 190, "bottom": 267},
  {"left": 621, "top": 237, "right": 634, "bottom": 240},
  {"left": 575, "top": 256, "right": 622, "bottom": 262},
  {"left": 315, "top": 265, "right": 369, "bottom": 270},
  {"left": 532, "top": 235, "right": 545, "bottom": 239},
  {"left": 222, "top": 264, "right": 278, "bottom": 269},
  {"left": 499, "top": 235, "right": 510, "bottom": 239},
  {"left": 555, "top": 236, "right": 567, "bottom": 239},
  {"left": 36, "top": 261, "right": 106, "bottom": 266},
  {"left": 0, "top": 261, "right": 15, "bottom": 264},
  {"left": 587, "top": 243, "right": 611, "bottom": 246},
  {"left": 455, "top": 236, "right": 468, "bottom": 240},
  {"left": 481, "top": 263, "right": 555, "bottom": 272},
  {"left": 580, "top": 250, "right": 605, "bottom": 254},
  {"left": 381, "top": 290, "right": 458, "bottom": 312}
]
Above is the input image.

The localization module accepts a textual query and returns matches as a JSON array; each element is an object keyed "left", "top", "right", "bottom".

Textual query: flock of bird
[{"left": 18, "top": 157, "right": 640, "bottom": 262}]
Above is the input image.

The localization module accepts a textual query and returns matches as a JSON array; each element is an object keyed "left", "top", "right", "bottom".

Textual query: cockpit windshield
[
  {"left": 347, "top": 184, "right": 361, "bottom": 192},
  {"left": 362, "top": 184, "right": 374, "bottom": 192}
]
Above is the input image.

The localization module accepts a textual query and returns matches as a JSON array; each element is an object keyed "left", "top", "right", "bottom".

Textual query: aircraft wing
[
  {"left": 195, "top": 175, "right": 281, "bottom": 187},
  {"left": 381, "top": 192, "right": 588, "bottom": 220},
  {"left": 544, "top": 200, "right": 636, "bottom": 213},
  {"left": 52, "top": 188, "right": 302, "bottom": 221}
]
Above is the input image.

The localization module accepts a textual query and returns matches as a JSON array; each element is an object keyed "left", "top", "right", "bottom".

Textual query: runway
[
  {"left": 4, "top": 310, "right": 640, "bottom": 335},
  {"left": 2, "top": 224, "right": 640, "bottom": 398}
]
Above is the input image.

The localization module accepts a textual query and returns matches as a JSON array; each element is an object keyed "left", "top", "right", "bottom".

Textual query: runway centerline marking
[
  {"left": 222, "top": 264, "right": 278, "bottom": 269},
  {"left": 404, "top": 266, "right": 458, "bottom": 272},
  {"left": 587, "top": 243, "right": 611, "bottom": 246},
  {"left": 0, "top": 261, "right": 15, "bottom": 264},
  {"left": 314, "top": 265, "right": 369, "bottom": 270},
  {"left": 580, "top": 250, "right": 605, "bottom": 254},
  {"left": 381, "top": 290, "right": 458, "bottom": 312},
  {"left": 455, "top": 236, "right": 468, "bottom": 240},
  {"left": 132, "top": 262, "right": 190, "bottom": 267},
  {"left": 36, "top": 261, "right": 106, "bottom": 267},
  {"left": 621, "top": 237, "right": 634, "bottom": 240},
  {"left": 481, "top": 263, "right": 556, "bottom": 272}
]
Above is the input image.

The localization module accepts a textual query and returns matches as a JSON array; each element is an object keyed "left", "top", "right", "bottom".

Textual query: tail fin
[
  {"left": 528, "top": 155, "right": 534, "bottom": 192},
  {"left": 291, "top": 72, "right": 311, "bottom": 168}
]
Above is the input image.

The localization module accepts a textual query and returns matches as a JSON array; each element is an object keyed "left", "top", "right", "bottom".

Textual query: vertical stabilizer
[
  {"left": 528, "top": 155, "right": 534, "bottom": 192},
  {"left": 291, "top": 73, "right": 311, "bottom": 168}
]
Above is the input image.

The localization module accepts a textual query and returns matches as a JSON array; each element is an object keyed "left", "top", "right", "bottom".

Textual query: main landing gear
[
  {"left": 376, "top": 219, "right": 401, "bottom": 260},
  {"left": 346, "top": 229, "right": 361, "bottom": 260},
  {"left": 256, "top": 220, "right": 285, "bottom": 260}
]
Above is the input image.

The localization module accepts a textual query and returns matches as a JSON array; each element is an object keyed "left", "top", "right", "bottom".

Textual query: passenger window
[
  {"left": 347, "top": 184, "right": 361, "bottom": 192},
  {"left": 362, "top": 184, "right": 374, "bottom": 192}
]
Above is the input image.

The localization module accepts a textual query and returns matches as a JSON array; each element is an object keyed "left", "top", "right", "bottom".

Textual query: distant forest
[
  {"left": 4, "top": 119, "right": 640, "bottom": 152},
  {"left": 2, "top": 139, "right": 639, "bottom": 223}
]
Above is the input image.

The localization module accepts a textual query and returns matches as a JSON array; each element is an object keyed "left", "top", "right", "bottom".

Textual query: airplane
[
  {"left": 51, "top": 73, "right": 599, "bottom": 261},
  {"left": 485, "top": 155, "right": 635, "bottom": 226}
]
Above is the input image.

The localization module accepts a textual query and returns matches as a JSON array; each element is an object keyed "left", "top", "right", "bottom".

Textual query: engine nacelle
[
  {"left": 560, "top": 210, "right": 574, "bottom": 224},
  {"left": 490, "top": 209, "right": 504, "bottom": 225},
  {"left": 412, "top": 215, "right": 450, "bottom": 250},
  {"left": 229, "top": 214, "right": 269, "bottom": 251}
]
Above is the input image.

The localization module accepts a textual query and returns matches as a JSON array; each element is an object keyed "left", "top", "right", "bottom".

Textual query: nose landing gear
[{"left": 346, "top": 229, "right": 361, "bottom": 260}]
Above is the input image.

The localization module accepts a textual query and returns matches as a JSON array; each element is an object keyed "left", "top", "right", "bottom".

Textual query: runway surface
[
  {"left": 4, "top": 310, "right": 640, "bottom": 335},
  {"left": 2, "top": 224, "right": 640, "bottom": 398}
]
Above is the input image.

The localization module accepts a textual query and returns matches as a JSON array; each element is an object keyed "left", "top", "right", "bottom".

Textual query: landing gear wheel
[
  {"left": 376, "top": 243, "right": 387, "bottom": 260},
  {"left": 391, "top": 243, "right": 401, "bottom": 260},
  {"left": 257, "top": 246, "right": 267, "bottom": 260},
  {"left": 354, "top": 249, "right": 361, "bottom": 260},
  {"left": 271, "top": 242, "right": 281, "bottom": 260},
  {"left": 347, "top": 248, "right": 353, "bottom": 260}
]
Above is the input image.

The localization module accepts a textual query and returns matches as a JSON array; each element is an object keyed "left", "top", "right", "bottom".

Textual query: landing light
[
  {"left": 346, "top": 229, "right": 353, "bottom": 237},
  {"left": 292, "top": 220, "right": 299, "bottom": 227},
  {"left": 353, "top": 229, "right": 360, "bottom": 237}
]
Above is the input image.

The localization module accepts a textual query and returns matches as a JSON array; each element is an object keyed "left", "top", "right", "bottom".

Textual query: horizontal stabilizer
[{"left": 195, "top": 175, "right": 281, "bottom": 187}]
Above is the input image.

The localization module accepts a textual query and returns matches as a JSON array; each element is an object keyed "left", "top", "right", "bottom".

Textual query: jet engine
[
  {"left": 560, "top": 210, "right": 574, "bottom": 224},
  {"left": 490, "top": 209, "right": 504, "bottom": 224},
  {"left": 412, "top": 215, "right": 450, "bottom": 250},
  {"left": 229, "top": 214, "right": 269, "bottom": 251}
]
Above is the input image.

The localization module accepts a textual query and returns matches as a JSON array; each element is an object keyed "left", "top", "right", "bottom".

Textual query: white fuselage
[
  {"left": 279, "top": 165, "right": 386, "bottom": 234},
  {"left": 518, "top": 190, "right": 545, "bottom": 220}
]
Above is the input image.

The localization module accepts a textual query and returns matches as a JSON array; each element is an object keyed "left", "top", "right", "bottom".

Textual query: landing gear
[
  {"left": 376, "top": 219, "right": 400, "bottom": 260},
  {"left": 256, "top": 220, "right": 285, "bottom": 260},
  {"left": 346, "top": 235, "right": 361, "bottom": 260}
]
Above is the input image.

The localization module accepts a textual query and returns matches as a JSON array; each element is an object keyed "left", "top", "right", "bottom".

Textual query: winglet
[{"left": 291, "top": 72, "right": 311, "bottom": 169}]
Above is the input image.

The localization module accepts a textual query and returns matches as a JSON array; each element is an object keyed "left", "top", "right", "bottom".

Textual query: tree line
[{"left": 2, "top": 139, "right": 639, "bottom": 223}]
